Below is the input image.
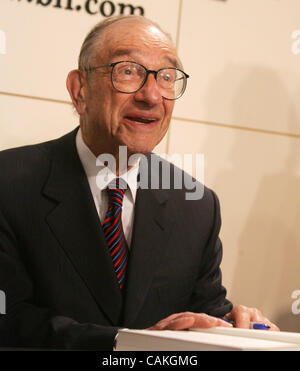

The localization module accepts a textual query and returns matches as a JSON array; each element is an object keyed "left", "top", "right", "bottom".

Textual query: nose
[{"left": 134, "top": 73, "right": 163, "bottom": 106}]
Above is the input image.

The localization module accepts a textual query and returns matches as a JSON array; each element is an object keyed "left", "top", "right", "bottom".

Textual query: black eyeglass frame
[{"left": 84, "top": 60, "right": 190, "bottom": 100}]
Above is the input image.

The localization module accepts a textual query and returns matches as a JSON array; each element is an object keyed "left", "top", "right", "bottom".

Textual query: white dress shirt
[{"left": 75, "top": 128, "right": 139, "bottom": 247}]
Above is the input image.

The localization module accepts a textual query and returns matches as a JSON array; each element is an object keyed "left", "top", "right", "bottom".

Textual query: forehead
[{"left": 97, "top": 20, "right": 179, "bottom": 67}]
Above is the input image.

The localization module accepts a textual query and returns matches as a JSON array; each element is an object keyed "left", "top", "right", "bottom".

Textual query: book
[{"left": 115, "top": 327, "right": 300, "bottom": 351}]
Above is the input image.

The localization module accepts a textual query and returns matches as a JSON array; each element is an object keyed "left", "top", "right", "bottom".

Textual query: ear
[{"left": 66, "top": 70, "right": 87, "bottom": 115}]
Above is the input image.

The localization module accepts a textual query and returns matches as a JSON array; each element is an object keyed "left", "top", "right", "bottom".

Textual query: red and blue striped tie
[{"left": 102, "top": 178, "right": 129, "bottom": 290}]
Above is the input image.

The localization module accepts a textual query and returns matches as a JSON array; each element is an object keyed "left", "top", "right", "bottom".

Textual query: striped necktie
[{"left": 102, "top": 178, "right": 129, "bottom": 290}]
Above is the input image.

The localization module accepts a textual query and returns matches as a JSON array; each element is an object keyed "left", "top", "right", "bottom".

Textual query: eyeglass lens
[{"left": 111, "top": 61, "right": 186, "bottom": 100}]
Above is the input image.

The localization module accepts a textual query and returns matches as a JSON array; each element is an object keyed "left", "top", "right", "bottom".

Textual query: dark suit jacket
[{"left": 0, "top": 128, "right": 232, "bottom": 350}]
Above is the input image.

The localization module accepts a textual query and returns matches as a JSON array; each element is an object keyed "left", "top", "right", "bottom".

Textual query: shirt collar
[{"left": 76, "top": 128, "right": 139, "bottom": 201}]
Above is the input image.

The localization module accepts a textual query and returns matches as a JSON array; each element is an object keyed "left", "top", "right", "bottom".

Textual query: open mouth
[{"left": 124, "top": 115, "right": 159, "bottom": 125}]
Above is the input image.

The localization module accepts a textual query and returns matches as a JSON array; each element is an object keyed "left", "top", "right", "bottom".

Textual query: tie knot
[{"left": 106, "top": 178, "right": 128, "bottom": 207}]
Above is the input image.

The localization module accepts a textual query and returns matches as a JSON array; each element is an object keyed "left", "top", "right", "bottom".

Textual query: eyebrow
[{"left": 109, "top": 48, "right": 181, "bottom": 69}]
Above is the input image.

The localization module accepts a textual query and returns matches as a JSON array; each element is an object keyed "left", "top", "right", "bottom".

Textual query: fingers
[
  {"left": 148, "top": 314, "right": 195, "bottom": 331},
  {"left": 226, "top": 305, "right": 280, "bottom": 331},
  {"left": 147, "top": 312, "right": 233, "bottom": 331},
  {"left": 148, "top": 306, "right": 280, "bottom": 332},
  {"left": 262, "top": 318, "right": 280, "bottom": 332},
  {"left": 232, "top": 305, "right": 259, "bottom": 329}
]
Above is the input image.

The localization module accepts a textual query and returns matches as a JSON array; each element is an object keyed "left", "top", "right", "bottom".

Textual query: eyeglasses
[{"left": 84, "top": 61, "right": 189, "bottom": 100}]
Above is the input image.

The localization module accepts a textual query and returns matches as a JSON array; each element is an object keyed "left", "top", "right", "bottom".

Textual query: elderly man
[{"left": 0, "top": 15, "right": 278, "bottom": 350}]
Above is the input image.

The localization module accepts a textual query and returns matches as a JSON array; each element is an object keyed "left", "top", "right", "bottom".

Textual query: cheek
[
  {"left": 163, "top": 101, "right": 174, "bottom": 124},
  {"left": 93, "top": 91, "right": 120, "bottom": 131},
  {"left": 111, "top": 94, "right": 132, "bottom": 121}
]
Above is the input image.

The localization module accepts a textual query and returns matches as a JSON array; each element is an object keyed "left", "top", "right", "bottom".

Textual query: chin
[
  {"left": 127, "top": 145, "right": 153, "bottom": 156},
  {"left": 120, "top": 139, "right": 156, "bottom": 156}
]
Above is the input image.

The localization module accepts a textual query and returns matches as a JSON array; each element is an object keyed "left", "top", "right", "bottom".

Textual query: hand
[
  {"left": 147, "top": 312, "right": 233, "bottom": 331},
  {"left": 224, "top": 305, "right": 280, "bottom": 331}
]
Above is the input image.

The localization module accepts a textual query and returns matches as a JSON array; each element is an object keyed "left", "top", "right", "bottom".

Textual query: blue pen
[
  {"left": 222, "top": 318, "right": 270, "bottom": 330},
  {"left": 250, "top": 322, "right": 270, "bottom": 330}
]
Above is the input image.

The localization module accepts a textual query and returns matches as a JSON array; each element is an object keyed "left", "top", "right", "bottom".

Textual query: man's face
[{"left": 80, "top": 20, "right": 179, "bottom": 157}]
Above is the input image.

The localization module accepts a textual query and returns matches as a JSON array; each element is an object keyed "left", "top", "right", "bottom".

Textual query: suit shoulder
[
  {"left": 0, "top": 129, "right": 77, "bottom": 184},
  {"left": 0, "top": 142, "right": 50, "bottom": 182}
]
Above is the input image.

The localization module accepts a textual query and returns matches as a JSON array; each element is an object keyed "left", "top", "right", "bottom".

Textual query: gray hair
[{"left": 78, "top": 15, "right": 175, "bottom": 71}]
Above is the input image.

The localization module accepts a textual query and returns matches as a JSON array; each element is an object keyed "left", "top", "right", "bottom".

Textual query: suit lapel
[
  {"left": 42, "top": 130, "right": 122, "bottom": 326},
  {"left": 122, "top": 166, "right": 174, "bottom": 326}
]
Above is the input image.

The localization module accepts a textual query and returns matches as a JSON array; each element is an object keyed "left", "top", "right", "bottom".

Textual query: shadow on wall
[{"left": 204, "top": 65, "right": 300, "bottom": 332}]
